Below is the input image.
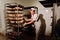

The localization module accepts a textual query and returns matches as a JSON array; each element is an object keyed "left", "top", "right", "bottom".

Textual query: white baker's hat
[{"left": 31, "top": 8, "right": 35, "bottom": 10}]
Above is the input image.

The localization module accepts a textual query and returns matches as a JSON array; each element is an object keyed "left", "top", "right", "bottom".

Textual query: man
[
  {"left": 23, "top": 8, "right": 38, "bottom": 40},
  {"left": 24, "top": 8, "right": 38, "bottom": 26}
]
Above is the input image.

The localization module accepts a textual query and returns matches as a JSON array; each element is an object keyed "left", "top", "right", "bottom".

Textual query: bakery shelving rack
[{"left": 5, "top": 3, "right": 24, "bottom": 40}]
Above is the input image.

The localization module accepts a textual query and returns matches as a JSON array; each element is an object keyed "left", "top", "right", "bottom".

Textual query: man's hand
[{"left": 23, "top": 23, "right": 28, "bottom": 26}]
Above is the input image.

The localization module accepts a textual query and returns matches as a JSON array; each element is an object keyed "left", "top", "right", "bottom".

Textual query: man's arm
[
  {"left": 26, "top": 18, "right": 35, "bottom": 24},
  {"left": 24, "top": 18, "right": 32, "bottom": 21},
  {"left": 23, "top": 18, "right": 35, "bottom": 26}
]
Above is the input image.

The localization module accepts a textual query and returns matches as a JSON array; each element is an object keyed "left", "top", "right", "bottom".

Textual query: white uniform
[
  {"left": 31, "top": 13, "right": 38, "bottom": 29},
  {"left": 31, "top": 14, "right": 38, "bottom": 22},
  {"left": 31, "top": 8, "right": 41, "bottom": 40}
]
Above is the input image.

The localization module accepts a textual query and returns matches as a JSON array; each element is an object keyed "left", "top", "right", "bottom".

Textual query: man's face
[{"left": 30, "top": 10, "right": 35, "bottom": 14}]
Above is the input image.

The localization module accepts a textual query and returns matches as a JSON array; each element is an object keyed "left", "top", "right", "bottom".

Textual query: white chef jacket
[
  {"left": 31, "top": 13, "right": 38, "bottom": 29},
  {"left": 31, "top": 14, "right": 38, "bottom": 22},
  {"left": 31, "top": 13, "right": 41, "bottom": 40}
]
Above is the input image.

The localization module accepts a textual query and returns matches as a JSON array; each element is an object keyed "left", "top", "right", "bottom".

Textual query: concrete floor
[
  {"left": 0, "top": 33, "right": 52, "bottom": 40},
  {"left": 0, "top": 35, "right": 51, "bottom": 40},
  {"left": 0, "top": 35, "right": 6, "bottom": 40}
]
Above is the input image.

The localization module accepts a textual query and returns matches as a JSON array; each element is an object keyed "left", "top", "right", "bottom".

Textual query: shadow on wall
[{"left": 37, "top": 14, "right": 46, "bottom": 40}]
